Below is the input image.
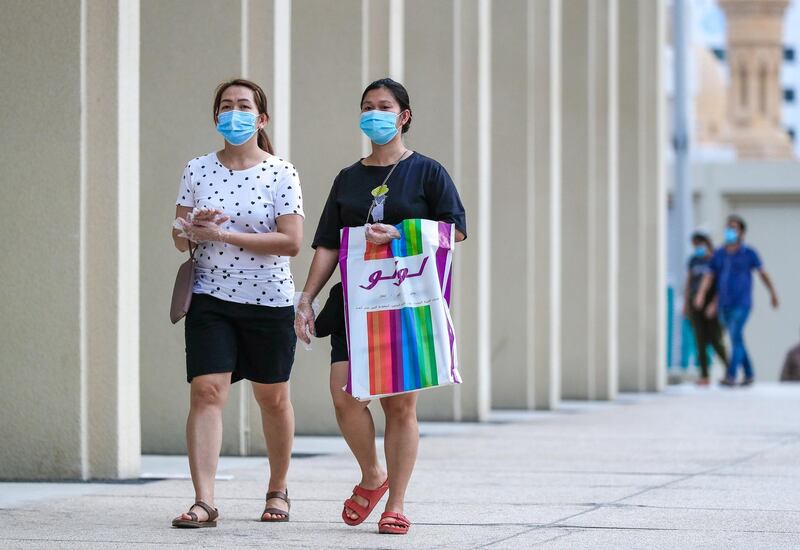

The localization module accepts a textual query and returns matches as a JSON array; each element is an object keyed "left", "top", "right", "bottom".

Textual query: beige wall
[
  {"left": 139, "top": 0, "right": 249, "bottom": 454},
  {"left": 617, "top": 0, "right": 667, "bottom": 392},
  {"left": 1, "top": 0, "right": 140, "bottom": 479},
  {"left": 560, "top": 0, "right": 619, "bottom": 401},
  {"left": 489, "top": 0, "right": 530, "bottom": 409},
  {"left": 0, "top": 0, "right": 84, "bottom": 479},
  {"left": 2, "top": 0, "right": 669, "bottom": 477},
  {"left": 287, "top": 0, "right": 364, "bottom": 435}
]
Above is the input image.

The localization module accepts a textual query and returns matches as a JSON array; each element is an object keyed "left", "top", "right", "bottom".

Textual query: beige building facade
[{"left": 1, "top": 0, "right": 666, "bottom": 479}]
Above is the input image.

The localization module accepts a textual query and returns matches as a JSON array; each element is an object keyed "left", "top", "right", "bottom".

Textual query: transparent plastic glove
[
  {"left": 294, "top": 292, "right": 320, "bottom": 351},
  {"left": 173, "top": 208, "right": 228, "bottom": 240},
  {"left": 365, "top": 223, "right": 401, "bottom": 245},
  {"left": 172, "top": 217, "right": 190, "bottom": 239},
  {"left": 191, "top": 207, "right": 227, "bottom": 224},
  {"left": 183, "top": 220, "right": 224, "bottom": 243}
]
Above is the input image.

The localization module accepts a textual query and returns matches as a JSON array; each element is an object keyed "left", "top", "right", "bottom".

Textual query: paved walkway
[{"left": 3, "top": 384, "right": 800, "bottom": 549}]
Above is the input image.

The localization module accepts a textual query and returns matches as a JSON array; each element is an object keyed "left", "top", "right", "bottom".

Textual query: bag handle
[{"left": 365, "top": 149, "right": 410, "bottom": 224}]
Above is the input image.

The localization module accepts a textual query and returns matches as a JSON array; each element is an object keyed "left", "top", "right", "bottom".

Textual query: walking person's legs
[
  {"left": 174, "top": 372, "right": 231, "bottom": 524},
  {"left": 721, "top": 306, "right": 750, "bottom": 384},
  {"left": 330, "top": 361, "right": 388, "bottom": 522},
  {"left": 709, "top": 319, "right": 729, "bottom": 371},
  {"left": 380, "top": 393, "right": 419, "bottom": 520},
  {"left": 690, "top": 310, "right": 711, "bottom": 380},
  {"left": 252, "top": 381, "right": 294, "bottom": 520},
  {"left": 740, "top": 312, "right": 755, "bottom": 384}
]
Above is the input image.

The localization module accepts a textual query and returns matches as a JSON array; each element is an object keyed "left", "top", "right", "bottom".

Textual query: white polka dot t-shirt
[{"left": 176, "top": 152, "right": 304, "bottom": 307}]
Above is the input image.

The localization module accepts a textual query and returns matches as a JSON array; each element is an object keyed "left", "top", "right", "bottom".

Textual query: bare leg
[
  {"left": 174, "top": 373, "right": 231, "bottom": 522},
  {"left": 380, "top": 392, "right": 419, "bottom": 517},
  {"left": 330, "top": 361, "right": 387, "bottom": 520},
  {"left": 252, "top": 381, "right": 294, "bottom": 519}
]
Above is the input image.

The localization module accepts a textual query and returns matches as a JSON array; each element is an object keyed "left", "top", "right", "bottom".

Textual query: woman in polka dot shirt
[{"left": 170, "top": 79, "right": 303, "bottom": 528}]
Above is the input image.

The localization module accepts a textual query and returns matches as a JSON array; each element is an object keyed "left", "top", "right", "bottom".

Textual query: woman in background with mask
[
  {"left": 294, "top": 78, "right": 467, "bottom": 535},
  {"left": 683, "top": 231, "right": 728, "bottom": 385},
  {"left": 171, "top": 79, "right": 303, "bottom": 527}
]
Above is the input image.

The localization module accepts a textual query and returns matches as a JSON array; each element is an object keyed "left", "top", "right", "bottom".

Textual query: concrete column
[
  {"left": 592, "top": 0, "right": 620, "bottom": 401},
  {"left": 559, "top": 0, "right": 619, "bottom": 401},
  {"left": 489, "top": 0, "right": 529, "bottom": 409},
  {"left": 530, "top": 0, "right": 562, "bottom": 410},
  {"left": 363, "top": 0, "right": 391, "bottom": 79},
  {"left": 288, "top": 0, "right": 364, "bottom": 435},
  {"left": 0, "top": 0, "right": 140, "bottom": 479},
  {"left": 406, "top": 0, "right": 492, "bottom": 421},
  {"left": 140, "top": 0, "right": 274, "bottom": 453},
  {"left": 617, "top": 0, "right": 667, "bottom": 392},
  {"left": 642, "top": 0, "right": 667, "bottom": 393},
  {"left": 489, "top": 0, "right": 563, "bottom": 410}
]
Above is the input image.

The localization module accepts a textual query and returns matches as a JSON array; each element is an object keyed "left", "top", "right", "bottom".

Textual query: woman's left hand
[{"left": 365, "top": 223, "right": 401, "bottom": 245}]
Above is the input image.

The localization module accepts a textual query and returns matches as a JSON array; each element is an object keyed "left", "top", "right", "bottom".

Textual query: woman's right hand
[
  {"left": 365, "top": 223, "right": 401, "bottom": 245},
  {"left": 192, "top": 208, "right": 226, "bottom": 223},
  {"left": 294, "top": 293, "right": 316, "bottom": 345}
]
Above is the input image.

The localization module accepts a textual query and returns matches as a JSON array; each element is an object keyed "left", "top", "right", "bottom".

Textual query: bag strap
[
  {"left": 188, "top": 242, "right": 197, "bottom": 260},
  {"left": 365, "top": 149, "right": 410, "bottom": 224}
]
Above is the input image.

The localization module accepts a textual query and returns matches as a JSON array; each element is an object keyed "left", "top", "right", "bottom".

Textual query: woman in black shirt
[
  {"left": 683, "top": 231, "right": 728, "bottom": 384},
  {"left": 295, "top": 79, "right": 466, "bottom": 535}
]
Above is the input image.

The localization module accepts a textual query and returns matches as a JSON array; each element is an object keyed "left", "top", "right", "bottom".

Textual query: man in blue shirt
[{"left": 694, "top": 215, "right": 779, "bottom": 386}]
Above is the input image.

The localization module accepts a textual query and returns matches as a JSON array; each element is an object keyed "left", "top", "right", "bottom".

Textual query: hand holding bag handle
[{"left": 170, "top": 243, "right": 197, "bottom": 324}]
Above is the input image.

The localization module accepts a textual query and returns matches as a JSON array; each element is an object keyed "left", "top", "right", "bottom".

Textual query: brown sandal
[
  {"left": 171, "top": 500, "right": 218, "bottom": 528},
  {"left": 261, "top": 489, "right": 290, "bottom": 522}
]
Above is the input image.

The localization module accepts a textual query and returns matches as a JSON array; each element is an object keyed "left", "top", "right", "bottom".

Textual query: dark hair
[
  {"left": 691, "top": 231, "right": 713, "bottom": 249},
  {"left": 360, "top": 78, "right": 413, "bottom": 134},
  {"left": 726, "top": 214, "right": 747, "bottom": 233},
  {"left": 212, "top": 79, "right": 274, "bottom": 154}
]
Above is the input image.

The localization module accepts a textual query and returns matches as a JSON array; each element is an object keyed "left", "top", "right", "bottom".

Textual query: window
[
  {"left": 712, "top": 47, "right": 726, "bottom": 62},
  {"left": 784, "top": 88, "right": 796, "bottom": 103},
  {"left": 784, "top": 47, "right": 795, "bottom": 63}
]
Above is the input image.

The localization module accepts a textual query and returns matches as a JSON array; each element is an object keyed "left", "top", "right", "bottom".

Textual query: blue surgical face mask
[
  {"left": 216, "top": 110, "right": 258, "bottom": 146},
  {"left": 360, "top": 110, "right": 401, "bottom": 145},
  {"left": 723, "top": 227, "right": 739, "bottom": 245},
  {"left": 694, "top": 246, "right": 707, "bottom": 258}
]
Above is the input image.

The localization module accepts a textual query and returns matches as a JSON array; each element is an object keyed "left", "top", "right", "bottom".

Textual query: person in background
[
  {"left": 683, "top": 231, "right": 728, "bottom": 385},
  {"left": 780, "top": 331, "right": 800, "bottom": 382},
  {"left": 694, "top": 215, "right": 779, "bottom": 387}
]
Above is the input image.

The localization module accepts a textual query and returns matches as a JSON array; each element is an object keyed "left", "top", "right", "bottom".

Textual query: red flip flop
[
  {"left": 378, "top": 511, "right": 411, "bottom": 535},
  {"left": 342, "top": 479, "right": 389, "bottom": 526}
]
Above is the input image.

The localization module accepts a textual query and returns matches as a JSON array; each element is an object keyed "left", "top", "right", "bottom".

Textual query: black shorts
[
  {"left": 315, "top": 283, "right": 349, "bottom": 364},
  {"left": 185, "top": 293, "right": 296, "bottom": 384},
  {"left": 331, "top": 332, "right": 349, "bottom": 364}
]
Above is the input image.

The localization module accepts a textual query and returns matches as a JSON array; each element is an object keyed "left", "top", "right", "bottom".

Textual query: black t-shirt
[
  {"left": 312, "top": 152, "right": 467, "bottom": 249},
  {"left": 688, "top": 255, "right": 715, "bottom": 308}
]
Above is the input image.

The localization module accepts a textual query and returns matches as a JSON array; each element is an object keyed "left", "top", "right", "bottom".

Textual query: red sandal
[
  {"left": 341, "top": 479, "right": 389, "bottom": 526},
  {"left": 378, "top": 511, "right": 411, "bottom": 535}
]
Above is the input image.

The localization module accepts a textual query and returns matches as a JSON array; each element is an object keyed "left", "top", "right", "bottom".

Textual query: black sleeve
[
  {"left": 425, "top": 162, "right": 468, "bottom": 238},
  {"left": 312, "top": 172, "right": 344, "bottom": 249}
]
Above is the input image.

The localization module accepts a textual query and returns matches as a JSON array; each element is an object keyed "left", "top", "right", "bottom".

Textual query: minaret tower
[{"left": 718, "top": 0, "right": 795, "bottom": 158}]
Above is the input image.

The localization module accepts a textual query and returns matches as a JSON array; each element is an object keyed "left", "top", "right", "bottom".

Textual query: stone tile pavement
[{"left": 2, "top": 383, "right": 799, "bottom": 549}]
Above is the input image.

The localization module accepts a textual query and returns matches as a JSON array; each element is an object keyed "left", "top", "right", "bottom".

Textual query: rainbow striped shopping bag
[{"left": 339, "top": 219, "right": 461, "bottom": 400}]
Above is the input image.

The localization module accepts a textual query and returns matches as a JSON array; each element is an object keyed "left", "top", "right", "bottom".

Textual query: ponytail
[{"left": 257, "top": 128, "right": 274, "bottom": 154}]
